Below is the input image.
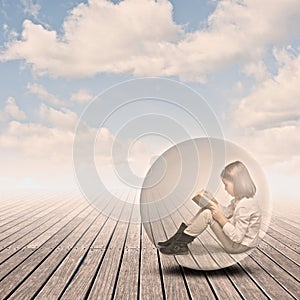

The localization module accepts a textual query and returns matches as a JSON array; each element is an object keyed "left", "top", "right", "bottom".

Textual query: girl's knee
[
  {"left": 191, "top": 209, "right": 213, "bottom": 226},
  {"left": 202, "top": 209, "right": 213, "bottom": 222}
]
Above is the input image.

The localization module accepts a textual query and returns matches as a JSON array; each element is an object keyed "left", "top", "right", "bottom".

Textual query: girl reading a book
[{"left": 158, "top": 161, "right": 261, "bottom": 255}]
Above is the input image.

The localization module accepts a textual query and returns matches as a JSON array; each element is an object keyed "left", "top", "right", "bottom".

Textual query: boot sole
[{"left": 157, "top": 244, "right": 170, "bottom": 248}]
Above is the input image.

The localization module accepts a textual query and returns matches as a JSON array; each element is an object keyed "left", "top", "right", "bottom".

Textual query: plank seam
[
  {"left": 0, "top": 201, "right": 93, "bottom": 282},
  {"left": 1, "top": 207, "right": 96, "bottom": 300},
  {"left": 249, "top": 255, "right": 299, "bottom": 300},
  {"left": 0, "top": 200, "right": 85, "bottom": 265},
  {"left": 54, "top": 191, "right": 124, "bottom": 299},
  {"left": 82, "top": 191, "right": 132, "bottom": 300}
]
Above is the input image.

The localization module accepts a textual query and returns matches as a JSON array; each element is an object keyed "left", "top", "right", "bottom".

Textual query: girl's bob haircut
[{"left": 221, "top": 161, "right": 256, "bottom": 199}]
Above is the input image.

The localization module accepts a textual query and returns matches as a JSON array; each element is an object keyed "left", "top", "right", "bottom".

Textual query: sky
[{"left": 0, "top": 0, "right": 299, "bottom": 213}]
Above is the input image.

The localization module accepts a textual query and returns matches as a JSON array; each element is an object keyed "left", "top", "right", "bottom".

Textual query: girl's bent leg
[
  {"left": 183, "top": 209, "right": 250, "bottom": 253},
  {"left": 184, "top": 209, "right": 213, "bottom": 237},
  {"left": 210, "top": 222, "right": 250, "bottom": 254}
]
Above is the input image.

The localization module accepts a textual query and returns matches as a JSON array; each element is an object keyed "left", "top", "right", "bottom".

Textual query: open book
[{"left": 192, "top": 189, "right": 214, "bottom": 208}]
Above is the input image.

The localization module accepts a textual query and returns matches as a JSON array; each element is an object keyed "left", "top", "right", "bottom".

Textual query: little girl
[{"left": 159, "top": 161, "right": 262, "bottom": 255}]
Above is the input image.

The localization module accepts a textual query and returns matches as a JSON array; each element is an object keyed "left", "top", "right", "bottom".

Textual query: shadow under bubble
[{"left": 162, "top": 263, "right": 248, "bottom": 277}]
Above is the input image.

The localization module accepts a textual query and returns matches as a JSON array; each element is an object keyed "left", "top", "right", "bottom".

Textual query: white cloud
[
  {"left": 0, "top": 0, "right": 181, "bottom": 77},
  {"left": 0, "top": 97, "right": 26, "bottom": 121},
  {"left": 233, "top": 49, "right": 300, "bottom": 129},
  {"left": 0, "top": 103, "right": 160, "bottom": 190},
  {"left": 70, "top": 89, "right": 94, "bottom": 103},
  {"left": 0, "top": 119, "right": 76, "bottom": 190},
  {"left": 38, "top": 103, "right": 78, "bottom": 130},
  {"left": 0, "top": 120, "right": 74, "bottom": 162},
  {"left": 0, "top": 103, "right": 77, "bottom": 163},
  {"left": 21, "top": 0, "right": 40, "bottom": 19},
  {"left": 27, "top": 83, "right": 93, "bottom": 107},
  {"left": 1, "top": 0, "right": 299, "bottom": 81},
  {"left": 237, "top": 124, "right": 300, "bottom": 166},
  {"left": 230, "top": 48, "right": 300, "bottom": 177},
  {"left": 243, "top": 60, "right": 271, "bottom": 82},
  {"left": 27, "top": 83, "right": 64, "bottom": 106}
]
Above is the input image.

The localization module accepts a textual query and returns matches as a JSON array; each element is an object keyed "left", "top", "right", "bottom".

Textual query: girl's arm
[
  {"left": 219, "top": 200, "right": 235, "bottom": 219},
  {"left": 222, "top": 206, "right": 250, "bottom": 244},
  {"left": 209, "top": 203, "right": 229, "bottom": 227}
]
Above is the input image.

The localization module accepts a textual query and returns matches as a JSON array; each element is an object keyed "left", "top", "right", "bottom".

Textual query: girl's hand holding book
[
  {"left": 192, "top": 189, "right": 218, "bottom": 208},
  {"left": 209, "top": 202, "right": 228, "bottom": 227}
]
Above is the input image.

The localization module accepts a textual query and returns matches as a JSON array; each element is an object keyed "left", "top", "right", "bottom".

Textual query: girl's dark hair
[{"left": 221, "top": 161, "right": 256, "bottom": 198}]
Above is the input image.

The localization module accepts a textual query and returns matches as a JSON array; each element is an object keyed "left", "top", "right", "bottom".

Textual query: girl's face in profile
[{"left": 222, "top": 178, "right": 235, "bottom": 197}]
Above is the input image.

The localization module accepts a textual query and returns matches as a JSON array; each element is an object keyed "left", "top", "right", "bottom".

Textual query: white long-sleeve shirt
[{"left": 220, "top": 197, "right": 261, "bottom": 247}]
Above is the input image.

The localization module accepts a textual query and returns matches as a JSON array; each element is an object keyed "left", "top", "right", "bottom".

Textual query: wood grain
[{"left": 0, "top": 192, "right": 298, "bottom": 300}]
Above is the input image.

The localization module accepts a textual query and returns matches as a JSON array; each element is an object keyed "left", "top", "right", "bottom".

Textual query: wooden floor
[{"left": 0, "top": 191, "right": 299, "bottom": 300}]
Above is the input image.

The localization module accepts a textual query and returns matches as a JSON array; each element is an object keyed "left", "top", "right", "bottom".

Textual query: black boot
[
  {"left": 157, "top": 223, "right": 187, "bottom": 248},
  {"left": 159, "top": 232, "right": 195, "bottom": 255}
]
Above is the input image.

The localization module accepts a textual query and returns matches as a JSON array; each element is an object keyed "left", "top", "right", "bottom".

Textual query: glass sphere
[{"left": 140, "top": 137, "right": 271, "bottom": 270}]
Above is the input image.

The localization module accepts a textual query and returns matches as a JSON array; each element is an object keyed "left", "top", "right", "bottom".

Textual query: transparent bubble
[
  {"left": 140, "top": 137, "right": 271, "bottom": 270},
  {"left": 73, "top": 78, "right": 224, "bottom": 223}
]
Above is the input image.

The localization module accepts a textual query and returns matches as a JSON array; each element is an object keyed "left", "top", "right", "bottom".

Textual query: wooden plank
[
  {"left": 0, "top": 196, "right": 68, "bottom": 239},
  {"left": 0, "top": 197, "right": 77, "bottom": 248},
  {"left": 7, "top": 209, "right": 100, "bottom": 300},
  {"left": 25, "top": 199, "right": 87, "bottom": 249},
  {"left": 145, "top": 193, "right": 191, "bottom": 299},
  {"left": 88, "top": 220, "right": 131, "bottom": 299},
  {"left": 34, "top": 214, "right": 111, "bottom": 299},
  {"left": 0, "top": 190, "right": 298, "bottom": 299},
  {"left": 0, "top": 199, "right": 91, "bottom": 271},
  {"left": 0, "top": 198, "right": 46, "bottom": 220},
  {"left": 159, "top": 256, "right": 191, "bottom": 300},
  {"left": 266, "top": 227, "right": 299, "bottom": 253},
  {"left": 88, "top": 194, "right": 135, "bottom": 299},
  {"left": 268, "top": 223, "right": 299, "bottom": 246},
  {"left": 196, "top": 229, "right": 278, "bottom": 300},
  {"left": 0, "top": 193, "right": 48, "bottom": 213},
  {"left": 139, "top": 190, "right": 165, "bottom": 300},
  {"left": 113, "top": 222, "right": 140, "bottom": 299},
  {"left": 0, "top": 196, "right": 26, "bottom": 208},
  {"left": 0, "top": 205, "right": 94, "bottom": 299},
  {"left": 223, "top": 264, "right": 269, "bottom": 299},
  {"left": 180, "top": 268, "right": 216, "bottom": 300},
  {"left": 149, "top": 195, "right": 190, "bottom": 299},
  {"left": 263, "top": 234, "right": 300, "bottom": 265},
  {"left": 206, "top": 270, "right": 243, "bottom": 300},
  {"left": 272, "top": 217, "right": 300, "bottom": 235},
  {"left": 274, "top": 215, "right": 300, "bottom": 228},
  {"left": 239, "top": 255, "right": 295, "bottom": 299},
  {"left": 0, "top": 198, "right": 85, "bottom": 264},
  {"left": 139, "top": 227, "right": 164, "bottom": 300},
  {"left": 273, "top": 208, "right": 300, "bottom": 228},
  {"left": 59, "top": 211, "right": 120, "bottom": 299},
  {"left": 257, "top": 242, "right": 299, "bottom": 280},
  {"left": 0, "top": 192, "right": 72, "bottom": 217},
  {"left": 35, "top": 193, "right": 123, "bottom": 300},
  {"left": 61, "top": 193, "right": 130, "bottom": 299},
  {"left": 249, "top": 248, "right": 299, "bottom": 299},
  {"left": 61, "top": 248, "right": 106, "bottom": 299},
  {"left": 0, "top": 195, "right": 61, "bottom": 229}
]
